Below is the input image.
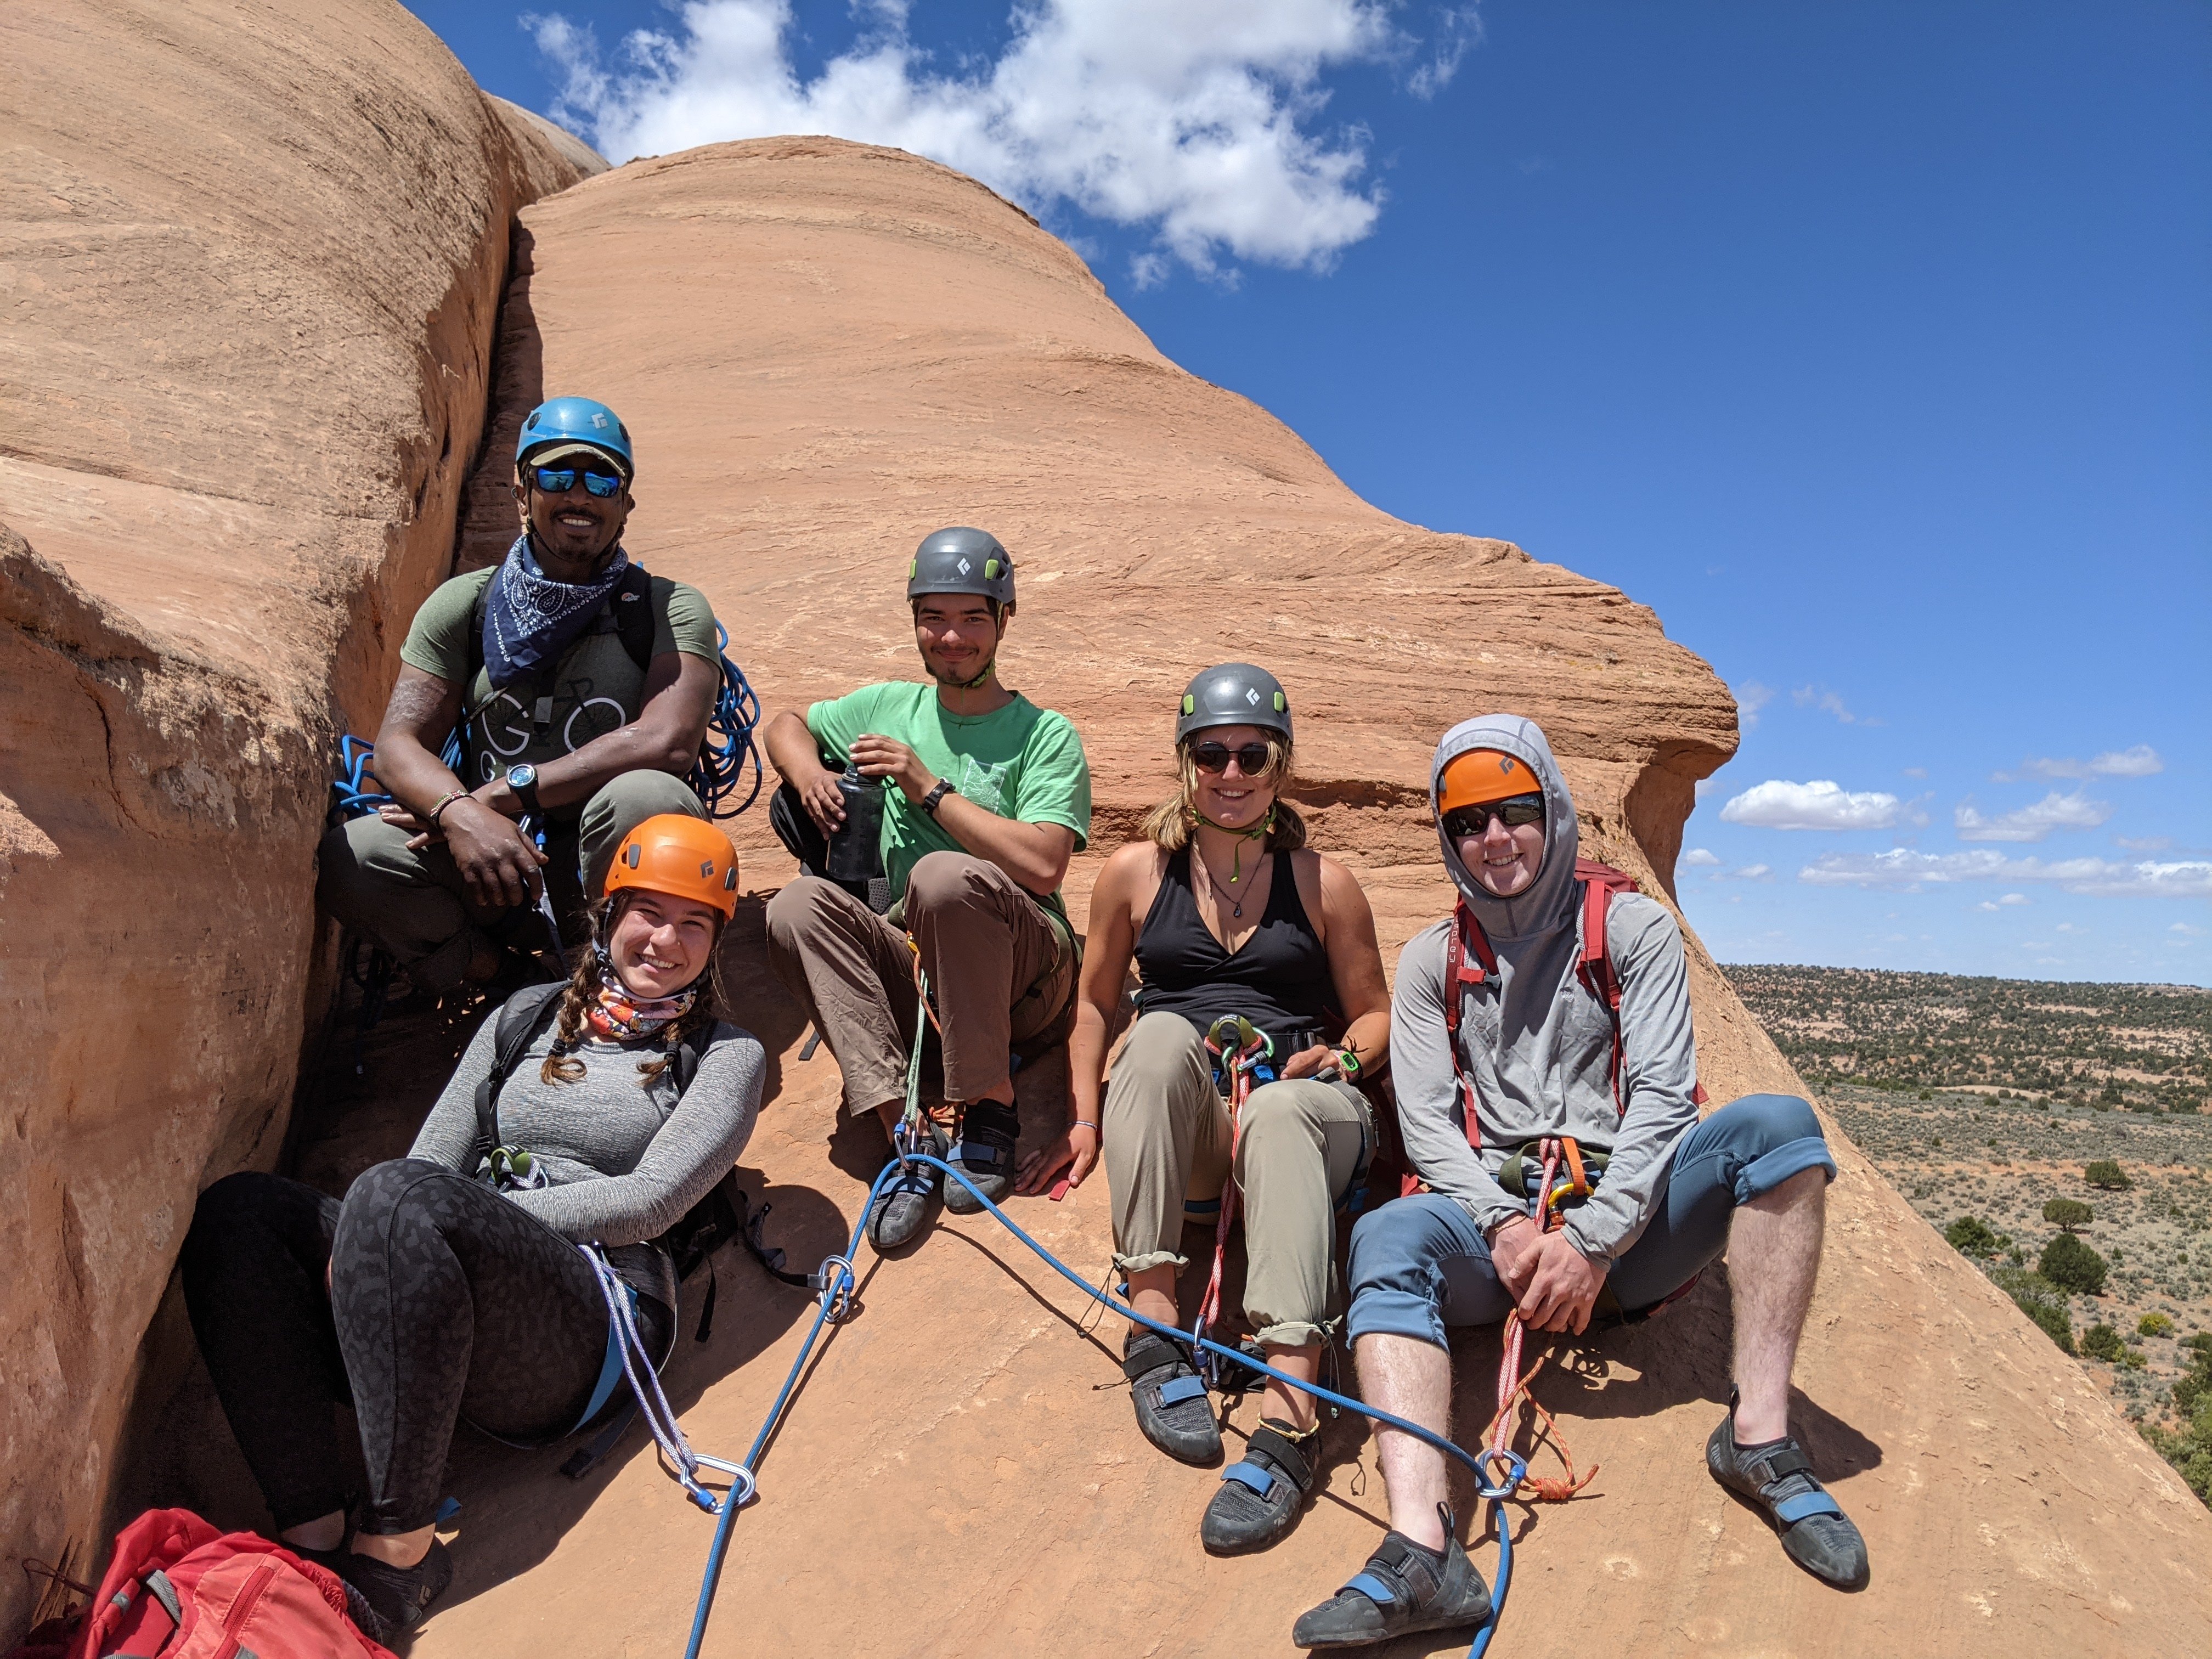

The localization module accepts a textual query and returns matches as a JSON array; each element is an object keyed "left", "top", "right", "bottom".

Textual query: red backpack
[
  {"left": 16, "top": 1509, "right": 394, "bottom": 1659},
  {"left": 1402, "top": 859, "right": 1705, "bottom": 1196}
]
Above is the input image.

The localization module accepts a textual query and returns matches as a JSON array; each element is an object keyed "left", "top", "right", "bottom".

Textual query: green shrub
[
  {"left": 2042, "top": 1198, "right": 2094, "bottom": 1230},
  {"left": 2123, "top": 1348, "right": 2148, "bottom": 1370},
  {"left": 2081, "top": 1324, "right": 2125, "bottom": 1362},
  {"left": 1945, "top": 1215, "right": 2000, "bottom": 1257},
  {"left": 2085, "top": 1159, "right": 2131, "bottom": 1190},
  {"left": 1991, "top": 1267, "right": 2074, "bottom": 1353},
  {"left": 1918, "top": 1088, "right": 1933, "bottom": 1101},
  {"left": 2141, "top": 1313, "right": 2175, "bottom": 1338},
  {"left": 2040, "top": 1232, "right": 2109, "bottom": 1295}
]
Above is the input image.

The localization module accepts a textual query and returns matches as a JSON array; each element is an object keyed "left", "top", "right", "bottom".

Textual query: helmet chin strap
[{"left": 1188, "top": 803, "right": 1277, "bottom": 885}]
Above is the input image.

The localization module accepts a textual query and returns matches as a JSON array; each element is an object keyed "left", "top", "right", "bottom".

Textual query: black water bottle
[{"left": 825, "top": 759, "right": 884, "bottom": 882}]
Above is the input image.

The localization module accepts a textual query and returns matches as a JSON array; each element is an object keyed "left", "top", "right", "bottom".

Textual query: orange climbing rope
[{"left": 1480, "top": 1136, "right": 1601, "bottom": 1504}]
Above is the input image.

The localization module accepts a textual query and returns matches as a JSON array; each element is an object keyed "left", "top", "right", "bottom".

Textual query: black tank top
[{"left": 1134, "top": 849, "right": 1341, "bottom": 1049}]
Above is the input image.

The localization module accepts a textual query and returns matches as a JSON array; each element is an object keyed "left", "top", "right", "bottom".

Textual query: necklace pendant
[{"left": 1232, "top": 901, "right": 1244, "bottom": 919}]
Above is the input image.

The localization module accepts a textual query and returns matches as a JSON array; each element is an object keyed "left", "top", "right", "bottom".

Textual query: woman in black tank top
[{"left": 1016, "top": 664, "right": 1391, "bottom": 1557}]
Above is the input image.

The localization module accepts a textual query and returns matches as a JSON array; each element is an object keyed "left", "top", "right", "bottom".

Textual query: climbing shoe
[
  {"left": 1291, "top": 1508, "right": 1491, "bottom": 1650},
  {"left": 1200, "top": 1418, "right": 1319, "bottom": 1555},
  {"left": 1706, "top": 1400, "right": 1869, "bottom": 1590},
  {"left": 866, "top": 1119, "right": 949, "bottom": 1251},
  {"left": 1124, "top": 1328, "right": 1221, "bottom": 1465},
  {"left": 333, "top": 1538, "right": 453, "bottom": 1644},
  {"left": 943, "top": 1099, "right": 1020, "bottom": 1214}
]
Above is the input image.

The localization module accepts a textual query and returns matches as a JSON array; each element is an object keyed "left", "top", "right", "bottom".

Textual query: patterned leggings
[{"left": 181, "top": 1161, "right": 670, "bottom": 1534}]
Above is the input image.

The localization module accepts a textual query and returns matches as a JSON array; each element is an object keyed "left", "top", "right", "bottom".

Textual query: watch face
[{"left": 507, "top": 764, "right": 537, "bottom": 788}]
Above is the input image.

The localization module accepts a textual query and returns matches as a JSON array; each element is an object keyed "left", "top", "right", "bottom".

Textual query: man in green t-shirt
[
  {"left": 317, "top": 396, "right": 720, "bottom": 992},
  {"left": 763, "top": 528, "right": 1092, "bottom": 1249}
]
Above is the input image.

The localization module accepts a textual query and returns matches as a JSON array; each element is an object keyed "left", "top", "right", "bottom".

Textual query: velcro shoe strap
[
  {"left": 1220, "top": 1460, "right": 1279, "bottom": 1501},
  {"left": 1244, "top": 1425, "right": 1315, "bottom": 1492},
  {"left": 1773, "top": 1490, "right": 1842, "bottom": 1526},
  {"left": 1341, "top": 1571, "right": 1399, "bottom": 1607},
  {"left": 1154, "top": 1373, "right": 1209, "bottom": 1408},
  {"left": 1122, "top": 1335, "right": 1187, "bottom": 1381},
  {"left": 951, "top": 1138, "right": 1010, "bottom": 1171},
  {"left": 1363, "top": 1536, "right": 1442, "bottom": 1605},
  {"left": 1746, "top": 1443, "right": 1815, "bottom": 1485}
]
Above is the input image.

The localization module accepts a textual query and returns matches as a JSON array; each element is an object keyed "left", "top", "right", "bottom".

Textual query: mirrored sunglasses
[
  {"left": 1442, "top": 793, "right": 1545, "bottom": 839},
  {"left": 530, "top": 464, "right": 624, "bottom": 498},
  {"left": 1190, "top": 741, "right": 1273, "bottom": 776}
]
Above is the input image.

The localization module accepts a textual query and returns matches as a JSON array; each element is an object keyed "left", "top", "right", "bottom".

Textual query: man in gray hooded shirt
[{"left": 1291, "top": 715, "right": 1866, "bottom": 1653}]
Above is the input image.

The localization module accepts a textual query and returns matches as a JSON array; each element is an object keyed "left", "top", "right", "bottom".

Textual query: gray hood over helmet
[{"left": 1431, "top": 714, "right": 1579, "bottom": 945}]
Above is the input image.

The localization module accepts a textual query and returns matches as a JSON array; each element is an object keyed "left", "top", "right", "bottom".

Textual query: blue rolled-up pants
[{"left": 1345, "top": 1094, "right": 1837, "bottom": 1347}]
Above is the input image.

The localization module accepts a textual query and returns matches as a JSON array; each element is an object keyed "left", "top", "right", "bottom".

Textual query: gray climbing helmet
[
  {"left": 1176, "top": 662, "right": 1293, "bottom": 745},
  {"left": 906, "top": 527, "right": 1015, "bottom": 607}
]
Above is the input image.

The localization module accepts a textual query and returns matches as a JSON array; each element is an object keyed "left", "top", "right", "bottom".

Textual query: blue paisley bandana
[{"left": 481, "top": 533, "right": 630, "bottom": 690}]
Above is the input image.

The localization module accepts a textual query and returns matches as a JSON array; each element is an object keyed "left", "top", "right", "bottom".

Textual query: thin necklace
[{"left": 1194, "top": 844, "right": 1264, "bottom": 921}]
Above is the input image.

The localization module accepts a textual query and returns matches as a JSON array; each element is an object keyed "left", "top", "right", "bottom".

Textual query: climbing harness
[{"left": 1190, "top": 1015, "right": 1272, "bottom": 1382}]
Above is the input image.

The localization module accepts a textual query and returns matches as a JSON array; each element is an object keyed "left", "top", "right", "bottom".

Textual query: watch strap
[{"left": 920, "top": 779, "right": 955, "bottom": 816}]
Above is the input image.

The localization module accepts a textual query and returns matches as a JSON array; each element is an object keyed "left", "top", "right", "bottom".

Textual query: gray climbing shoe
[
  {"left": 333, "top": 1538, "right": 453, "bottom": 1645},
  {"left": 1200, "top": 1420, "right": 1319, "bottom": 1555},
  {"left": 1706, "top": 1409, "right": 1869, "bottom": 1590},
  {"left": 1291, "top": 1508, "right": 1491, "bottom": 1649},
  {"left": 866, "top": 1120, "right": 949, "bottom": 1250},
  {"left": 943, "top": 1099, "right": 1020, "bottom": 1214},
  {"left": 1124, "top": 1329, "right": 1221, "bottom": 1465}
]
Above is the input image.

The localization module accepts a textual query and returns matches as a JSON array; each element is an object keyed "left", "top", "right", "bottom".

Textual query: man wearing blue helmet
[{"left": 318, "top": 397, "right": 723, "bottom": 991}]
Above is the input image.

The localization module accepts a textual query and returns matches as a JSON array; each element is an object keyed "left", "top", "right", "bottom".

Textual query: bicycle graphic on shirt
[{"left": 467, "top": 672, "right": 628, "bottom": 783}]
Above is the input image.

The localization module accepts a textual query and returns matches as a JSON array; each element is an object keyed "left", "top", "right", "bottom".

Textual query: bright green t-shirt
[
  {"left": 397, "top": 565, "right": 719, "bottom": 798},
  {"left": 805, "top": 681, "right": 1092, "bottom": 904}
]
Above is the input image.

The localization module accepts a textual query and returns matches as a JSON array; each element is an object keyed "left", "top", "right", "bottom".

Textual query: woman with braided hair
[
  {"left": 1017, "top": 664, "right": 1391, "bottom": 1556},
  {"left": 182, "top": 816, "right": 764, "bottom": 1643}
]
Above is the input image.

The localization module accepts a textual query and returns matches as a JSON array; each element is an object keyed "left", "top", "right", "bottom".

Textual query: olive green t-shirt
[
  {"left": 805, "top": 681, "right": 1091, "bottom": 903},
  {"left": 398, "top": 565, "right": 720, "bottom": 795}
]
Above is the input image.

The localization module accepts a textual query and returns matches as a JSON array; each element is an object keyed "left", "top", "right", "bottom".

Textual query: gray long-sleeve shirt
[
  {"left": 1390, "top": 716, "right": 1701, "bottom": 1261},
  {"left": 409, "top": 1003, "right": 767, "bottom": 1307}
]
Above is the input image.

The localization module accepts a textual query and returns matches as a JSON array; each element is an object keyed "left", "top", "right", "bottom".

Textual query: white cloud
[
  {"left": 1799, "top": 849, "right": 2212, "bottom": 898},
  {"left": 1734, "top": 864, "right": 1773, "bottom": 881},
  {"left": 2174, "top": 922, "right": 2208, "bottom": 938},
  {"left": 2117, "top": 834, "right": 2174, "bottom": 853},
  {"left": 1901, "top": 766, "right": 1928, "bottom": 779},
  {"left": 1719, "top": 780, "right": 1903, "bottom": 831},
  {"left": 1792, "top": 685, "right": 1878, "bottom": 725},
  {"left": 1733, "top": 680, "right": 1773, "bottom": 731},
  {"left": 529, "top": 0, "right": 1452, "bottom": 279},
  {"left": 1996, "top": 744, "right": 2163, "bottom": 782},
  {"left": 1953, "top": 790, "right": 2112, "bottom": 844},
  {"left": 1999, "top": 892, "right": 2029, "bottom": 906},
  {"left": 1680, "top": 848, "right": 1721, "bottom": 867}
]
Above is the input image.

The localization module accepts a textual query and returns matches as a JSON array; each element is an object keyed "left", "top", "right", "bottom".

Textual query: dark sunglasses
[
  {"left": 1190, "top": 741, "right": 1273, "bottom": 776},
  {"left": 1443, "top": 793, "right": 1545, "bottom": 838},
  {"left": 529, "top": 465, "right": 624, "bottom": 498}
]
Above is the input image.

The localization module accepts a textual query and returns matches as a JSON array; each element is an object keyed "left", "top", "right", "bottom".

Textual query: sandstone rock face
[
  {"left": 0, "top": 1, "right": 596, "bottom": 1635},
  {"left": 393, "top": 138, "right": 2209, "bottom": 1656}
]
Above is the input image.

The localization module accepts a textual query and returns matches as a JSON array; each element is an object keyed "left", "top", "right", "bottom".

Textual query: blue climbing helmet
[{"left": 516, "top": 396, "right": 635, "bottom": 479}]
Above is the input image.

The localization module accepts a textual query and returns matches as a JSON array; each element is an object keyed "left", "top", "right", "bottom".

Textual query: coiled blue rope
[
  {"left": 672, "top": 1150, "right": 1523, "bottom": 1659},
  {"left": 686, "top": 624, "right": 764, "bottom": 819}
]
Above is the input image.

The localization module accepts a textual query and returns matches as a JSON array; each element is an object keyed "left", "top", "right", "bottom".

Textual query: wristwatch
[
  {"left": 919, "top": 778, "right": 956, "bottom": 817},
  {"left": 505, "top": 763, "right": 540, "bottom": 815},
  {"left": 1336, "top": 1046, "right": 1363, "bottom": 1080}
]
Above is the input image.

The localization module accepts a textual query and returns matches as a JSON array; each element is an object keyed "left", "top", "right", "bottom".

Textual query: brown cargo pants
[
  {"left": 1103, "top": 1011, "right": 1373, "bottom": 1347},
  {"left": 765, "top": 851, "right": 1074, "bottom": 1115}
]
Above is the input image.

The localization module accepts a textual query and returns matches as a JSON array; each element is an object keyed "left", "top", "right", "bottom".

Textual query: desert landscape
[{"left": 4, "top": 3, "right": 2210, "bottom": 1656}]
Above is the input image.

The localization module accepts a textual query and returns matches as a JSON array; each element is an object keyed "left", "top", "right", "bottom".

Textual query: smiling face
[
  {"left": 1453, "top": 800, "right": 1547, "bottom": 898},
  {"left": 514, "top": 447, "right": 633, "bottom": 571},
  {"left": 1186, "top": 723, "right": 1282, "bottom": 832},
  {"left": 912, "top": 594, "right": 1006, "bottom": 685},
  {"left": 605, "top": 890, "right": 720, "bottom": 1001}
]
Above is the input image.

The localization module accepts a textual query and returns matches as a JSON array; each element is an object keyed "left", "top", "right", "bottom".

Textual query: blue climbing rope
[
  {"left": 662, "top": 1146, "right": 1527, "bottom": 1659},
  {"left": 330, "top": 735, "right": 393, "bottom": 820},
  {"left": 686, "top": 624, "right": 764, "bottom": 820}
]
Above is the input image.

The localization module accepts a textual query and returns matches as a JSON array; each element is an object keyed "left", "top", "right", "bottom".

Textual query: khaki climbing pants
[
  {"left": 764, "top": 851, "right": 1074, "bottom": 1115},
  {"left": 1103, "top": 1011, "right": 1373, "bottom": 1348},
  {"left": 317, "top": 769, "right": 705, "bottom": 993}
]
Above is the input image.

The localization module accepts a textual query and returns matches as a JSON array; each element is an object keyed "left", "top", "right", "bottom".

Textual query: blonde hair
[
  {"left": 1138, "top": 732, "right": 1308, "bottom": 853},
  {"left": 540, "top": 890, "right": 727, "bottom": 1086}
]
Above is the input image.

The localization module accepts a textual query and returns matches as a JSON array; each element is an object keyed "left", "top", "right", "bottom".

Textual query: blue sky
[{"left": 404, "top": 0, "right": 2211, "bottom": 984}]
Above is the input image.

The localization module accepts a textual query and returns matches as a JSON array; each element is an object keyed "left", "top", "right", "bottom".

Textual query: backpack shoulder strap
[
  {"left": 1443, "top": 901, "right": 1494, "bottom": 1153},
  {"left": 669, "top": 1021, "right": 708, "bottom": 1097},
  {"left": 1572, "top": 858, "right": 1639, "bottom": 1013},
  {"left": 475, "top": 981, "right": 566, "bottom": 1155},
  {"left": 612, "top": 565, "right": 657, "bottom": 673}
]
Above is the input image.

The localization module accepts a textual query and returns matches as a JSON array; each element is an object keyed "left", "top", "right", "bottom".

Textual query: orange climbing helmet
[
  {"left": 604, "top": 814, "right": 740, "bottom": 918},
  {"left": 1439, "top": 748, "right": 1544, "bottom": 812}
]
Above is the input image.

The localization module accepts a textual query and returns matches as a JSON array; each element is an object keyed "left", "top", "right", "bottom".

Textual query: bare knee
[{"left": 1745, "top": 1165, "right": 1827, "bottom": 1217}]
